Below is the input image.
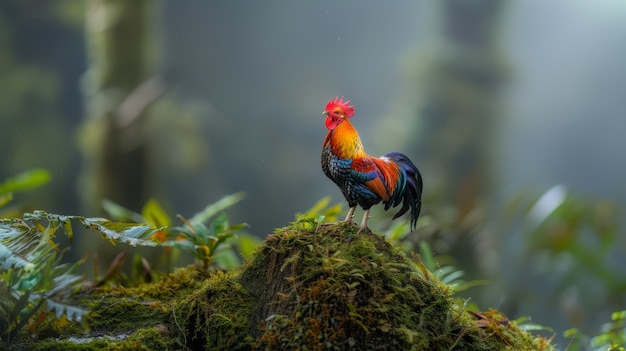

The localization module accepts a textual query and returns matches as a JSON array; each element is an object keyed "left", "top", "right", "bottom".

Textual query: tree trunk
[
  {"left": 78, "top": 0, "right": 160, "bottom": 214},
  {"left": 418, "top": 0, "right": 506, "bottom": 217}
]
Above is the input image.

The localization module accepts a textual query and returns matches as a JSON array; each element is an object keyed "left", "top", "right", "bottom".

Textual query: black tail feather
[{"left": 383, "top": 152, "right": 423, "bottom": 231}]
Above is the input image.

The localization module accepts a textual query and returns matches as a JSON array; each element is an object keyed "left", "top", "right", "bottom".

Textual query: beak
[{"left": 322, "top": 111, "right": 328, "bottom": 115}]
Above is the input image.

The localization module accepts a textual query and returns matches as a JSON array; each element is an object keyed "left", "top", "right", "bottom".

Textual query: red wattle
[{"left": 325, "top": 116, "right": 339, "bottom": 130}]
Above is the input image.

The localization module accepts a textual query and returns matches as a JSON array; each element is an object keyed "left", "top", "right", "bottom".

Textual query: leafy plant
[
  {"left": 0, "top": 169, "right": 51, "bottom": 211},
  {"left": 0, "top": 227, "right": 83, "bottom": 345},
  {"left": 103, "top": 197, "right": 176, "bottom": 277},
  {"left": 498, "top": 186, "right": 626, "bottom": 348},
  {"left": 564, "top": 310, "right": 626, "bottom": 351},
  {"left": 104, "top": 193, "right": 258, "bottom": 273},
  {"left": 416, "top": 240, "right": 488, "bottom": 295},
  {"left": 504, "top": 185, "right": 626, "bottom": 294},
  {"left": 592, "top": 311, "right": 626, "bottom": 350},
  {"left": 164, "top": 193, "right": 253, "bottom": 272},
  {"left": 0, "top": 210, "right": 161, "bottom": 345},
  {"left": 292, "top": 196, "right": 343, "bottom": 230}
]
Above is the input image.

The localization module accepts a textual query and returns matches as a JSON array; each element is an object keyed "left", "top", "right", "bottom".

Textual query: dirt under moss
[{"left": 16, "top": 222, "right": 555, "bottom": 351}]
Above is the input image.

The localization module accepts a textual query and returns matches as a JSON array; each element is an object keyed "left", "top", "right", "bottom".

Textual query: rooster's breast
[
  {"left": 321, "top": 146, "right": 352, "bottom": 184},
  {"left": 321, "top": 147, "right": 382, "bottom": 210}
]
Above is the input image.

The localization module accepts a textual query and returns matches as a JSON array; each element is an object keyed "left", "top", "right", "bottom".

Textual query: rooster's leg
[
  {"left": 321, "top": 206, "right": 356, "bottom": 229},
  {"left": 357, "top": 209, "right": 370, "bottom": 233},
  {"left": 343, "top": 206, "right": 356, "bottom": 223}
]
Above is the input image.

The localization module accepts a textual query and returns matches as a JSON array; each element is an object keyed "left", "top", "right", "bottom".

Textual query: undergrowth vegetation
[
  {"left": 0, "top": 170, "right": 623, "bottom": 350},
  {"left": 0, "top": 170, "right": 256, "bottom": 347}
]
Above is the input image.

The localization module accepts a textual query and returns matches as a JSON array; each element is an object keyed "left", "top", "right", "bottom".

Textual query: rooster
[{"left": 321, "top": 96, "right": 422, "bottom": 233}]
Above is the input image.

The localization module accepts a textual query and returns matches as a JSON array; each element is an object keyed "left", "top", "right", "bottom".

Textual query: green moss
[
  {"left": 175, "top": 269, "right": 256, "bottom": 350},
  {"left": 31, "top": 327, "right": 173, "bottom": 351},
  {"left": 33, "top": 339, "right": 111, "bottom": 351},
  {"left": 110, "top": 327, "right": 171, "bottom": 351},
  {"left": 240, "top": 223, "right": 554, "bottom": 350},
  {"left": 19, "top": 222, "right": 555, "bottom": 350},
  {"left": 85, "top": 296, "right": 164, "bottom": 333},
  {"left": 12, "top": 267, "right": 199, "bottom": 350}
]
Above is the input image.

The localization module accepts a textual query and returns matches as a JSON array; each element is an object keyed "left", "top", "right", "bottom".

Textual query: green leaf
[
  {"left": 12, "top": 294, "right": 45, "bottom": 337},
  {"left": 0, "top": 223, "right": 41, "bottom": 270},
  {"left": 0, "top": 169, "right": 51, "bottom": 195},
  {"left": 384, "top": 220, "right": 410, "bottom": 242},
  {"left": 12, "top": 289, "right": 32, "bottom": 320},
  {"left": 81, "top": 218, "right": 159, "bottom": 247},
  {"left": 47, "top": 300, "right": 86, "bottom": 322},
  {"left": 209, "top": 213, "right": 229, "bottom": 237},
  {"left": 190, "top": 222, "right": 210, "bottom": 240},
  {"left": 439, "top": 268, "right": 465, "bottom": 285},
  {"left": 451, "top": 279, "right": 489, "bottom": 293},
  {"left": 612, "top": 310, "right": 626, "bottom": 321},
  {"left": 563, "top": 328, "right": 580, "bottom": 338},
  {"left": 102, "top": 199, "right": 145, "bottom": 223},
  {"left": 61, "top": 217, "right": 73, "bottom": 242},
  {"left": 296, "top": 197, "right": 344, "bottom": 224},
  {"left": 418, "top": 241, "right": 437, "bottom": 272},
  {"left": 188, "top": 192, "right": 245, "bottom": 226},
  {"left": 0, "top": 193, "right": 13, "bottom": 208},
  {"left": 300, "top": 196, "right": 331, "bottom": 218},
  {"left": 213, "top": 249, "right": 240, "bottom": 270},
  {"left": 141, "top": 198, "right": 171, "bottom": 227},
  {"left": 160, "top": 239, "right": 194, "bottom": 250},
  {"left": 237, "top": 233, "right": 261, "bottom": 258}
]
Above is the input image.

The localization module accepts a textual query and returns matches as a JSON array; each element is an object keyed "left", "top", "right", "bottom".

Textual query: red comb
[{"left": 325, "top": 96, "right": 355, "bottom": 117}]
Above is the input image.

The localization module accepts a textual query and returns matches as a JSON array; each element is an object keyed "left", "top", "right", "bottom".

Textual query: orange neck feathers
[{"left": 324, "top": 118, "right": 366, "bottom": 160}]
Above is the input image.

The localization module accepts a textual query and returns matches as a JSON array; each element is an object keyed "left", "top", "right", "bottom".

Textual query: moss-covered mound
[
  {"left": 238, "top": 223, "right": 553, "bottom": 350},
  {"left": 178, "top": 222, "right": 553, "bottom": 350},
  {"left": 22, "top": 222, "right": 555, "bottom": 350}
]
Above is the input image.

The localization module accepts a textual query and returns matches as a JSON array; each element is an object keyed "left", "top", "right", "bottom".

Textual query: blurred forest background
[{"left": 1, "top": 0, "right": 625, "bottom": 348}]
